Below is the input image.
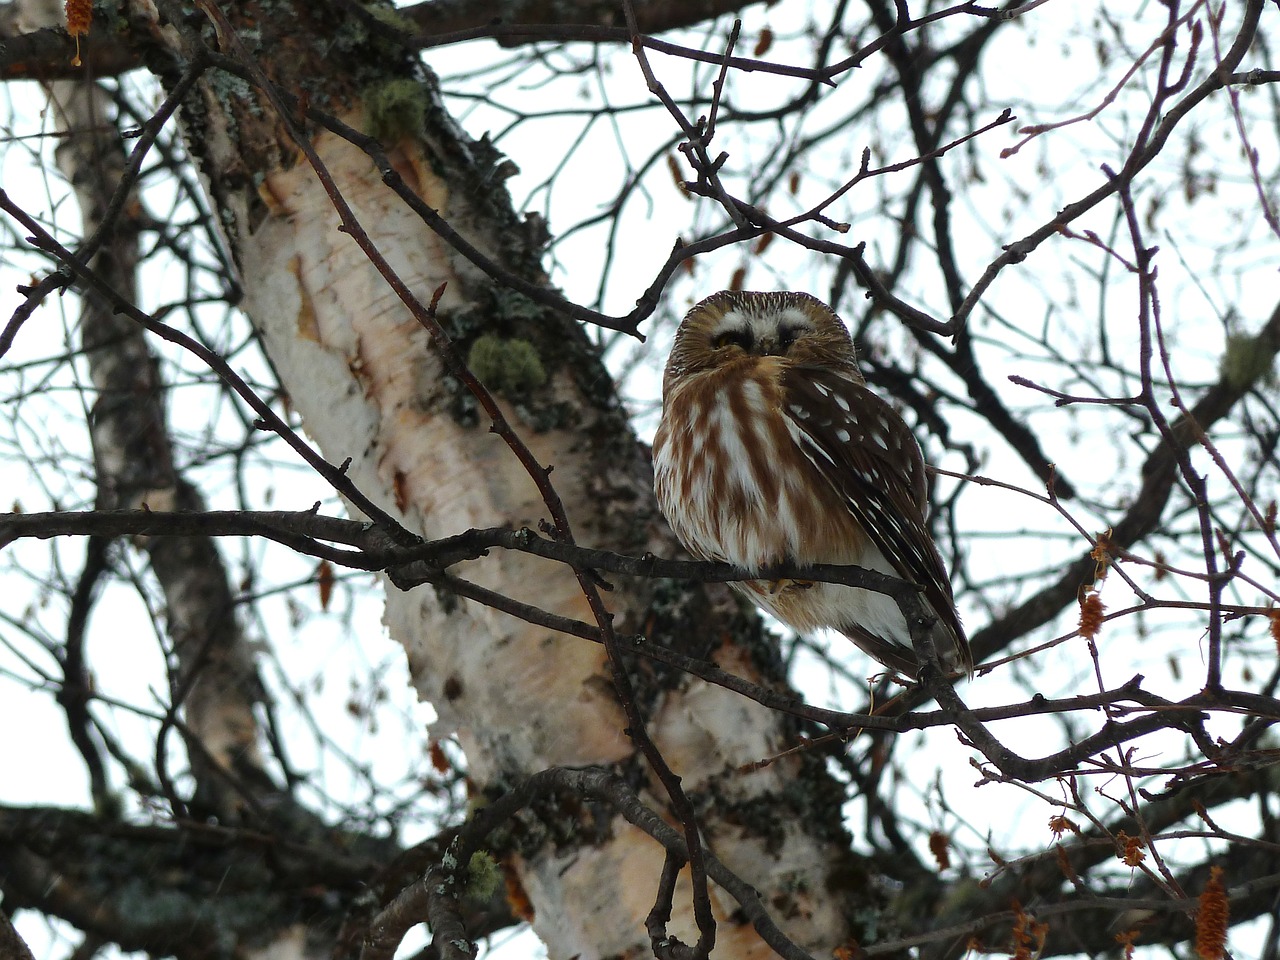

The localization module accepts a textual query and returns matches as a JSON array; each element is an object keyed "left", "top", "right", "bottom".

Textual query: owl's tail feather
[{"left": 839, "top": 620, "right": 972, "bottom": 681}]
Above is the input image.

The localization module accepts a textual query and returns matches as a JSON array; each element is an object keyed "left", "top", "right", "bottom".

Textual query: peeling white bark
[
  {"left": 244, "top": 121, "right": 633, "bottom": 775},
  {"left": 231, "top": 109, "right": 849, "bottom": 957}
]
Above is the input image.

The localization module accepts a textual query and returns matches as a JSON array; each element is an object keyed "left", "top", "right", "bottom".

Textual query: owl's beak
[{"left": 754, "top": 336, "right": 780, "bottom": 357}]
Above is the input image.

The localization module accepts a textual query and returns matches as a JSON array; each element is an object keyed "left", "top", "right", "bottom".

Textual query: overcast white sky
[{"left": 3, "top": 1, "right": 1279, "bottom": 956}]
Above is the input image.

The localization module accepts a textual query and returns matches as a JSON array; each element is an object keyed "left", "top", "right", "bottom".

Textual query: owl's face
[{"left": 663, "top": 291, "right": 859, "bottom": 392}]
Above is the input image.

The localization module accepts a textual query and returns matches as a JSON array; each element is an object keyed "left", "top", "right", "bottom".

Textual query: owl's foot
[{"left": 766, "top": 578, "right": 814, "bottom": 596}]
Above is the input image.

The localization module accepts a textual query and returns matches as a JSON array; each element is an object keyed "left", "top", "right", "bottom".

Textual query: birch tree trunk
[{"left": 128, "top": 1, "right": 869, "bottom": 955}]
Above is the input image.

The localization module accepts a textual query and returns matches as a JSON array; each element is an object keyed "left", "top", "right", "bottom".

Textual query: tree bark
[{"left": 124, "top": 1, "right": 868, "bottom": 956}]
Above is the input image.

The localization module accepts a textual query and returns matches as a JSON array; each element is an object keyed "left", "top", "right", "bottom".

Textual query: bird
[{"left": 651, "top": 290, "right": 970, "bottom": 679}]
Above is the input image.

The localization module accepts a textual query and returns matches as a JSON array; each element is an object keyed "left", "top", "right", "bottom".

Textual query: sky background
[{"left": 3, "top": 0, "right": 1279, "bottom": 956}]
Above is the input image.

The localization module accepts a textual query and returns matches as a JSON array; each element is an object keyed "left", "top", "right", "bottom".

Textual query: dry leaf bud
[
  {"left": 1195, "top": 866, "right": 1229, "bottom": 960},
  {"left": 1054, "top": 844, "right": 1079, "bottom": 884},
  {"left": 753, "top": 27, "right": 774, "bottom": 57},
  {"left": 65, "top": 0, "right": 91, "bottom": 66},
  {"left": 1078, "top": 591, "right": 1105, "bottom": 639},
  {"left": 927, "top": 830, "right": 951, "bottom": 871},
  {"left": 1010, "top": 902, "right": 1049, "bottom": 960},
  {"left": 1116, "top": 830, "right": 1145, "bottom": 867},
  {"left": 666, "top": 153, "right": 690, "bottom": 197},
  {"left": 1049, "top": 814, "right": 1079, "bottom": 837}
]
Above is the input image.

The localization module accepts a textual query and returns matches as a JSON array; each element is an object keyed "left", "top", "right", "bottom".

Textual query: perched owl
[{"left": 652, "top": 290, "right": 970, "bottom": 678}]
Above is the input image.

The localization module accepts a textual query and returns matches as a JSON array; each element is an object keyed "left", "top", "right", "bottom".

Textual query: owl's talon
[{"left": 764, "top": 578, "right": 814, "bottom": 596}]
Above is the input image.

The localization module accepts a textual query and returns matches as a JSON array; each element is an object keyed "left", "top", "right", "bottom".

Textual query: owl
[{"left": 652, "top": 290, "right": 970, "bottom": 678}]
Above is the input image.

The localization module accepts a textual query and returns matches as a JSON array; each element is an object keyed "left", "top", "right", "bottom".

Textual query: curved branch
[{"left": 971, "top": 294, "right": 1280, "bottom": 665}]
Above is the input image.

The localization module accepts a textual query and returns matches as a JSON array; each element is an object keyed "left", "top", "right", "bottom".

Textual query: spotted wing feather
[{"left": 781, "top": 366, "right": 969, "bottom": 671}]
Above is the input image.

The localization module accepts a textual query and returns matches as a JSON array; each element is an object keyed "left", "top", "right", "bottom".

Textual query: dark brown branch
[
  {"left": 397, "top": 0, "right": 758, "bottom": 40},
  {"left": 0, "top": 0, "right": 762, "bottom": 82},
  {"left": 0, "top": 804, "right": 388, "bottom": 957},
  {"left": 15, "top": 507, "right": 1265, "bottom": 781},
  {"left": 0, "top": 909, "right": 37, "bottom": 960},
  {"left": 970, "top": 292, "right": 1280, "bottom": 667},
  {"left": 0, "top": 192, "right": 421, "bottom": 548},
  {"left": 951, "top": 0, "right": 1264, "bottom": 328},
  {"left": 0, "top": 509, "right": 962, "bottom": 600},
  {"left": 0, "top": 18, "right": 144, "bottom": 81}
]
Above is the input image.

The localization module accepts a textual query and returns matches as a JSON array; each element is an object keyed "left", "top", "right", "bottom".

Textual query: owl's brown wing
[{"left": 780, "top": 366, "right": 969, "bottom": 670}]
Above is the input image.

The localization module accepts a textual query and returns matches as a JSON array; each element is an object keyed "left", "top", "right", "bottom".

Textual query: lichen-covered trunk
[{"left": 135, "top": 2, "right": 865, "bottom": 955}]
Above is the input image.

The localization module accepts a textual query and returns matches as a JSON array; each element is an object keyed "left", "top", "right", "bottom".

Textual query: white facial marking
[{"left": 754, "top": 305, "right": 812, "bottom": 343}]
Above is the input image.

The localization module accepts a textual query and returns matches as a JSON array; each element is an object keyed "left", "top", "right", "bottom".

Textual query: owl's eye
[
  {"left": 712, "top": 329, "right": 753, "bottom": 351},
  {"left": 776, "top": 325, "right": 803, "bottom": 351}
]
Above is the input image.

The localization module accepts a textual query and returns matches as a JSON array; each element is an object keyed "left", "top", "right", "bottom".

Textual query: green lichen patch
[
  {"left": 366, "top": 4, "right": 416, "bottom": 33},
  {"left": 467, "top": 334, "right": 547, "bottom": 398},
  {"left": 1222, "top": 332, "right": 1277, "bottom": 391},
  {"left": 464, "top": 850, "right": 501, "bottom": 902},
  {"left": 362, "top": 78, "right": 430, "bottom": 144}
]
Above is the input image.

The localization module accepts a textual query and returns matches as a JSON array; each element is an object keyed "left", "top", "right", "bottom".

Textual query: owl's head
[{"left": 663, "top": 291, "right": 860, "bottom": 389}]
